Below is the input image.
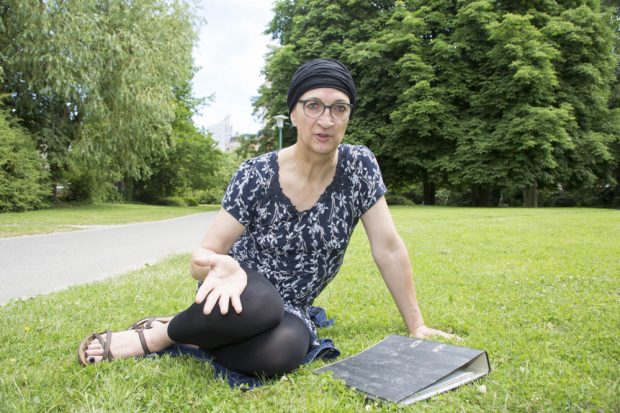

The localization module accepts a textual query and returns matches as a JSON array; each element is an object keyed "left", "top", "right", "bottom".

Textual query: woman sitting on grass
[{"left": 78, "top": 58, "right": 453, "bottom": 378}]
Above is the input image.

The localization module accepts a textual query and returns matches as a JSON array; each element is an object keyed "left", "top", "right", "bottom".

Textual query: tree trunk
[
  {"left": 51, "top": 182, "right": 58, "bottom": 204},
  {"left": 423, "top": 179, "right": 436, "bottom": 205},
  {"left": 471, "top": 184, "right": 490, "bottom": 206},
  {"left": 523, "top": 185, "right": 538, "bottom": 207},
  {"left": 123, "top": 177, "right": 134, "bottom": 201}
]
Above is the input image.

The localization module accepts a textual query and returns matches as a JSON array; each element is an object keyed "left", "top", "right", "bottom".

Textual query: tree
[
  {"left": 132, "top": 82, "right": 226, "bottom": 202},
  {"left": 453, "top": 5, "right": 575, "bottom": 206},
  {"left": 256, "top": 0, "right": 619, "bottom": 207},
  {"left": 543, "top": 3, "right": 619, "bottom": 204},
  {"left": 0, "top": 0, "right": 198, "bottom": 199},
  {"left": 0, "top": 108, "right": 50, "bottom": 212},
  {"left": 349, "top": 1, "right": 462, "bottom": 204},
  {"left": 605, "top": 1, "right": 620, "bottom": 205}
]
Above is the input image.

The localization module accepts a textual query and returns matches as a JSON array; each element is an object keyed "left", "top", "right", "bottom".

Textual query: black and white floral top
[{"left": 221, "top": 144, "right": 387, "bottom": 344}]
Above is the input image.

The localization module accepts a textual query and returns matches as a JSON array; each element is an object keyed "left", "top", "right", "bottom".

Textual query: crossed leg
[{"left": 82, "top": 265, "right": 310, "bottom": 378}]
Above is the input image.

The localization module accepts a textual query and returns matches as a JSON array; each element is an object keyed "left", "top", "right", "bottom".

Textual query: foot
[{"left": 83, "top": 320, "right": 174, "bottom": 364}]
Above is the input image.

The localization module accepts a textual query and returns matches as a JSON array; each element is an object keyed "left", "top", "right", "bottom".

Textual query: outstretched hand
[
  {"left": 193, "top": 254, "right": 247, "bottom": 316},
  {"left": 410, "top": 324, "right": 461, "bottom": 341}
]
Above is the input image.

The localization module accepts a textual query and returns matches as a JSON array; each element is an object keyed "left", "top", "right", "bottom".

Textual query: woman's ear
[{"left": 290, "top": 111, "right": 297, "bottom": 127}]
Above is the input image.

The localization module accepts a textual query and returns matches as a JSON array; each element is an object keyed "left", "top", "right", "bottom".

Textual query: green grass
[
  {"left": 1, "top": 207, "right": 618, "bottom": 412},
  {"left": 0, "top": 203, "right": 220, "bottom": 238}
]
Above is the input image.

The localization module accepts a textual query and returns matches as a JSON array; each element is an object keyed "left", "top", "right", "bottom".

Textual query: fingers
[
  {"left": 198, "top": 286, "right": 243, "bottom": 316},
  {"left": 195, "top": 279, "right": 213, "bottom": 304},
  {"left": 430, "top": 328, "right": 461, "bottom": 341},
  {"left": 202, "top": 288, "right": 220, "bottom": 315},
  {"left": 230, "top": 295, "right": 243, "bottom": 314},
  {"left": 217, "top": 293, "right": 243, "bottom": 315},
  {"left": 411, "top": 328, "right": 462, "bottom": 341},
  {"left": 444, "top": 331, "right": 462, "bottom": 341},
  {"left": 218, "top": 294, "right": 230, "bottom": 315},
  {"left": 437, "top": 330, "right": 453, "bottom": 338}
]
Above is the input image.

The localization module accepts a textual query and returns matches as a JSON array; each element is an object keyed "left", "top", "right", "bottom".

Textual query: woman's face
[{"left": 290, "top": 87, "right": 350, "bottom": 155}]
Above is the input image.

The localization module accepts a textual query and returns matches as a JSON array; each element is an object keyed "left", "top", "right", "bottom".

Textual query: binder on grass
[{"left": 313, "top": 335, "right": 490, "bottom": 405}]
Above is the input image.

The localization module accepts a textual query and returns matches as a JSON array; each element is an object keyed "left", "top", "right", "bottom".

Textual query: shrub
[
  {"left": 63, "top": 168, "right": 97, "bottom": 203},
  {"left": 385, "top": 193, "right": 415, "bottom": 206},
  {"left": 157, "top": 196, "right": 187, "bottom": 207},
  {"left": 0, "top": 112, "right": 50, "bottom": 212},
  {"left": 183, "top": 196, "right": 199, "bottom": 207},
  {"left": 196, "top": 188, "right": 225, "bottom": 205}
]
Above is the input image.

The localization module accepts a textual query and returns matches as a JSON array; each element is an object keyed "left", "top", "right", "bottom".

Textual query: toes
[
  {"left": 85, "top": 347, "right": 104, "bottom": 357},
  {"left": 87, "top": 355, "right": 102, "bottom": 364},
  {"left": 87, "top": 342, "right": 103, "bottom": 350}
]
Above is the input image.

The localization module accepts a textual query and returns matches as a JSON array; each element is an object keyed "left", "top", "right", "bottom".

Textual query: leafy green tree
[
  {"left": 132, "top": 83, "right": 226, "bottom": 203},
  {"left": 606, "top": 2, "right": 620, "bottom": 204},
  {"left": 543, "top": 3, "right": 619, "bottom": 204},
  {"left": 0, "top": 109, "right": 50, "bottom": 212},
  {"left": 0, "top": 0, "right": 198, "bottom": 197},
  {"left": 454, "top": 5, "right": 575, "bottom": 206},
  {"left": 349, "top": 1, "right": 462, "bottom": 204},
  {"left": 232, "top": 133, "right": 264, "bottom": 159},
  {"left": 257, "top": 0, "right": 619, "bottom": 207}
]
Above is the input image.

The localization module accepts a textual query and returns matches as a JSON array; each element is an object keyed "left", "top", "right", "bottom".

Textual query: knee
[{"left": 240, "top": 280, "right": 284, "bottom": 329}]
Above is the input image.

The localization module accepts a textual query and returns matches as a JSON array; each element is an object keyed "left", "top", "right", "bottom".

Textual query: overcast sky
[{"left": 192, "top": 1, "right": 276, "bottom": 135}]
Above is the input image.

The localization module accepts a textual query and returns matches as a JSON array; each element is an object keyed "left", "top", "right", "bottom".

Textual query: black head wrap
[{"left": 287, "top": 58, "right": 356, "bottom": 116}]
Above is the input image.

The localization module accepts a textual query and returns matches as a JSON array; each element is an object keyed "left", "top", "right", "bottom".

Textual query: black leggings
[{"left": 167, "top": 266, "right": 310, "bottom": 378}]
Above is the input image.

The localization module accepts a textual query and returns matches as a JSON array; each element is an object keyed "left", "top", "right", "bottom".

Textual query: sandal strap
[
  {"left": 129, "top": 316, "right": 169, "bottom": 330},
  {"left": 94, "top": 331, "right": 114, "bottom": 361},
  {"left": 136, "top": 329, "right": 151, "bottom": 355},
  {"left": 129, "top": 317, "right": 154, "bottom": 330}
]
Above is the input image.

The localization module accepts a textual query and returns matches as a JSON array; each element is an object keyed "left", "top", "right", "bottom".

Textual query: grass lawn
[
  {"left": 0, "top": 207, "right": 618, "bottom": 412},
  {"left": 0, "top": 203, "right": 220, "bottom": 238}
]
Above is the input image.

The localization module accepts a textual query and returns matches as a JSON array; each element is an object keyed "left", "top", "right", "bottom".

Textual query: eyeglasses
[{"left": 298, "top": 99, "right": 353, "bottom": 121}]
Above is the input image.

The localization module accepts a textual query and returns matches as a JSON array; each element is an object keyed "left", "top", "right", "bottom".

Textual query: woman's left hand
[
  {"left": 194, "top": 254, "right": 247, "bottom": 315},
  {"left": 410, "top": 324, "right": 460, "bottom": 341}
]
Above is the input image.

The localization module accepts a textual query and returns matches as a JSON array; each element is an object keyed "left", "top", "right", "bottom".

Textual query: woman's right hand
[{"left": 193, "top": 253, "right": 247, "bottom": 315}]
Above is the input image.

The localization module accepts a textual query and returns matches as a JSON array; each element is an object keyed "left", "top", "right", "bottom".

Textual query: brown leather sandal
[
  {"left": 127, "top": 316, "right": 174, "bottom": 331},
  {"left": 77, "top": 329, "right": 151, "bottom": 366}
]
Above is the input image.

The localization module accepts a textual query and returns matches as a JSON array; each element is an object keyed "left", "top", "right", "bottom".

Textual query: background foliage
[
  {"left": 1, "top": 0, "right": 618, "bottom": 211},
  {"left": 255, "top": 0, "right": 620, "bottom": 207},
  {"left": 0, "top": 108, "right": 49, "bottom": 212},
  {"left": 0, "top": 0, "right": 232, "bottom": 211}
]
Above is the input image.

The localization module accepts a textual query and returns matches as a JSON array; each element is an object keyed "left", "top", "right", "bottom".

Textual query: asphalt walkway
[{"left": 0, "top": 211, "right": 216, "bottom": 305}]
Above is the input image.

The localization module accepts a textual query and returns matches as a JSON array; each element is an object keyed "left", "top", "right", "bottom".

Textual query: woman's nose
[{"left": 317, "top": 107, "right": 335, "bottom": 126}]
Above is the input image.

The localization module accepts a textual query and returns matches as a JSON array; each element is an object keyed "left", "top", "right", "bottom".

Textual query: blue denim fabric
[{"left": 154, "top": 306, "right": 340, "bottom": 390}]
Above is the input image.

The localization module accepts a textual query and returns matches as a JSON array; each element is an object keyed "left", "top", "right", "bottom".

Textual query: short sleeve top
[{"left": 221, "top": 144, "right": 387, "bottom": 340}]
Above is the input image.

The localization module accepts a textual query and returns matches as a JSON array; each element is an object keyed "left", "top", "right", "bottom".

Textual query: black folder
[{"left": 313, "top": 335, "right": 491, "bottom": 404}]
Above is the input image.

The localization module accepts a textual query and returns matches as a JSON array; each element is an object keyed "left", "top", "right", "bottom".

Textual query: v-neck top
[{"left": 221, "top": 144, "right": 387, "bottom": 343}]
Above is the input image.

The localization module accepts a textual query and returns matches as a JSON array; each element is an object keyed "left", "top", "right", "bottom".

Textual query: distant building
[
  {"left": 206, "top": 115, "right": 233, "bottom": 150},
  {"left": 226, "top": 135, "right": 242, "bottom": 152}
]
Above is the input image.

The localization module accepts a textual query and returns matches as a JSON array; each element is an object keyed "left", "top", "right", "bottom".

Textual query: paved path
[{"left": 0, "top": 212, "right": 216, "bottom": 305}]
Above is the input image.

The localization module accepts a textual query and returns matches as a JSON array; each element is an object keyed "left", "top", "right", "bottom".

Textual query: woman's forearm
[{"left": 374, "top": 242, "right": 425, "bottom": 334}]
